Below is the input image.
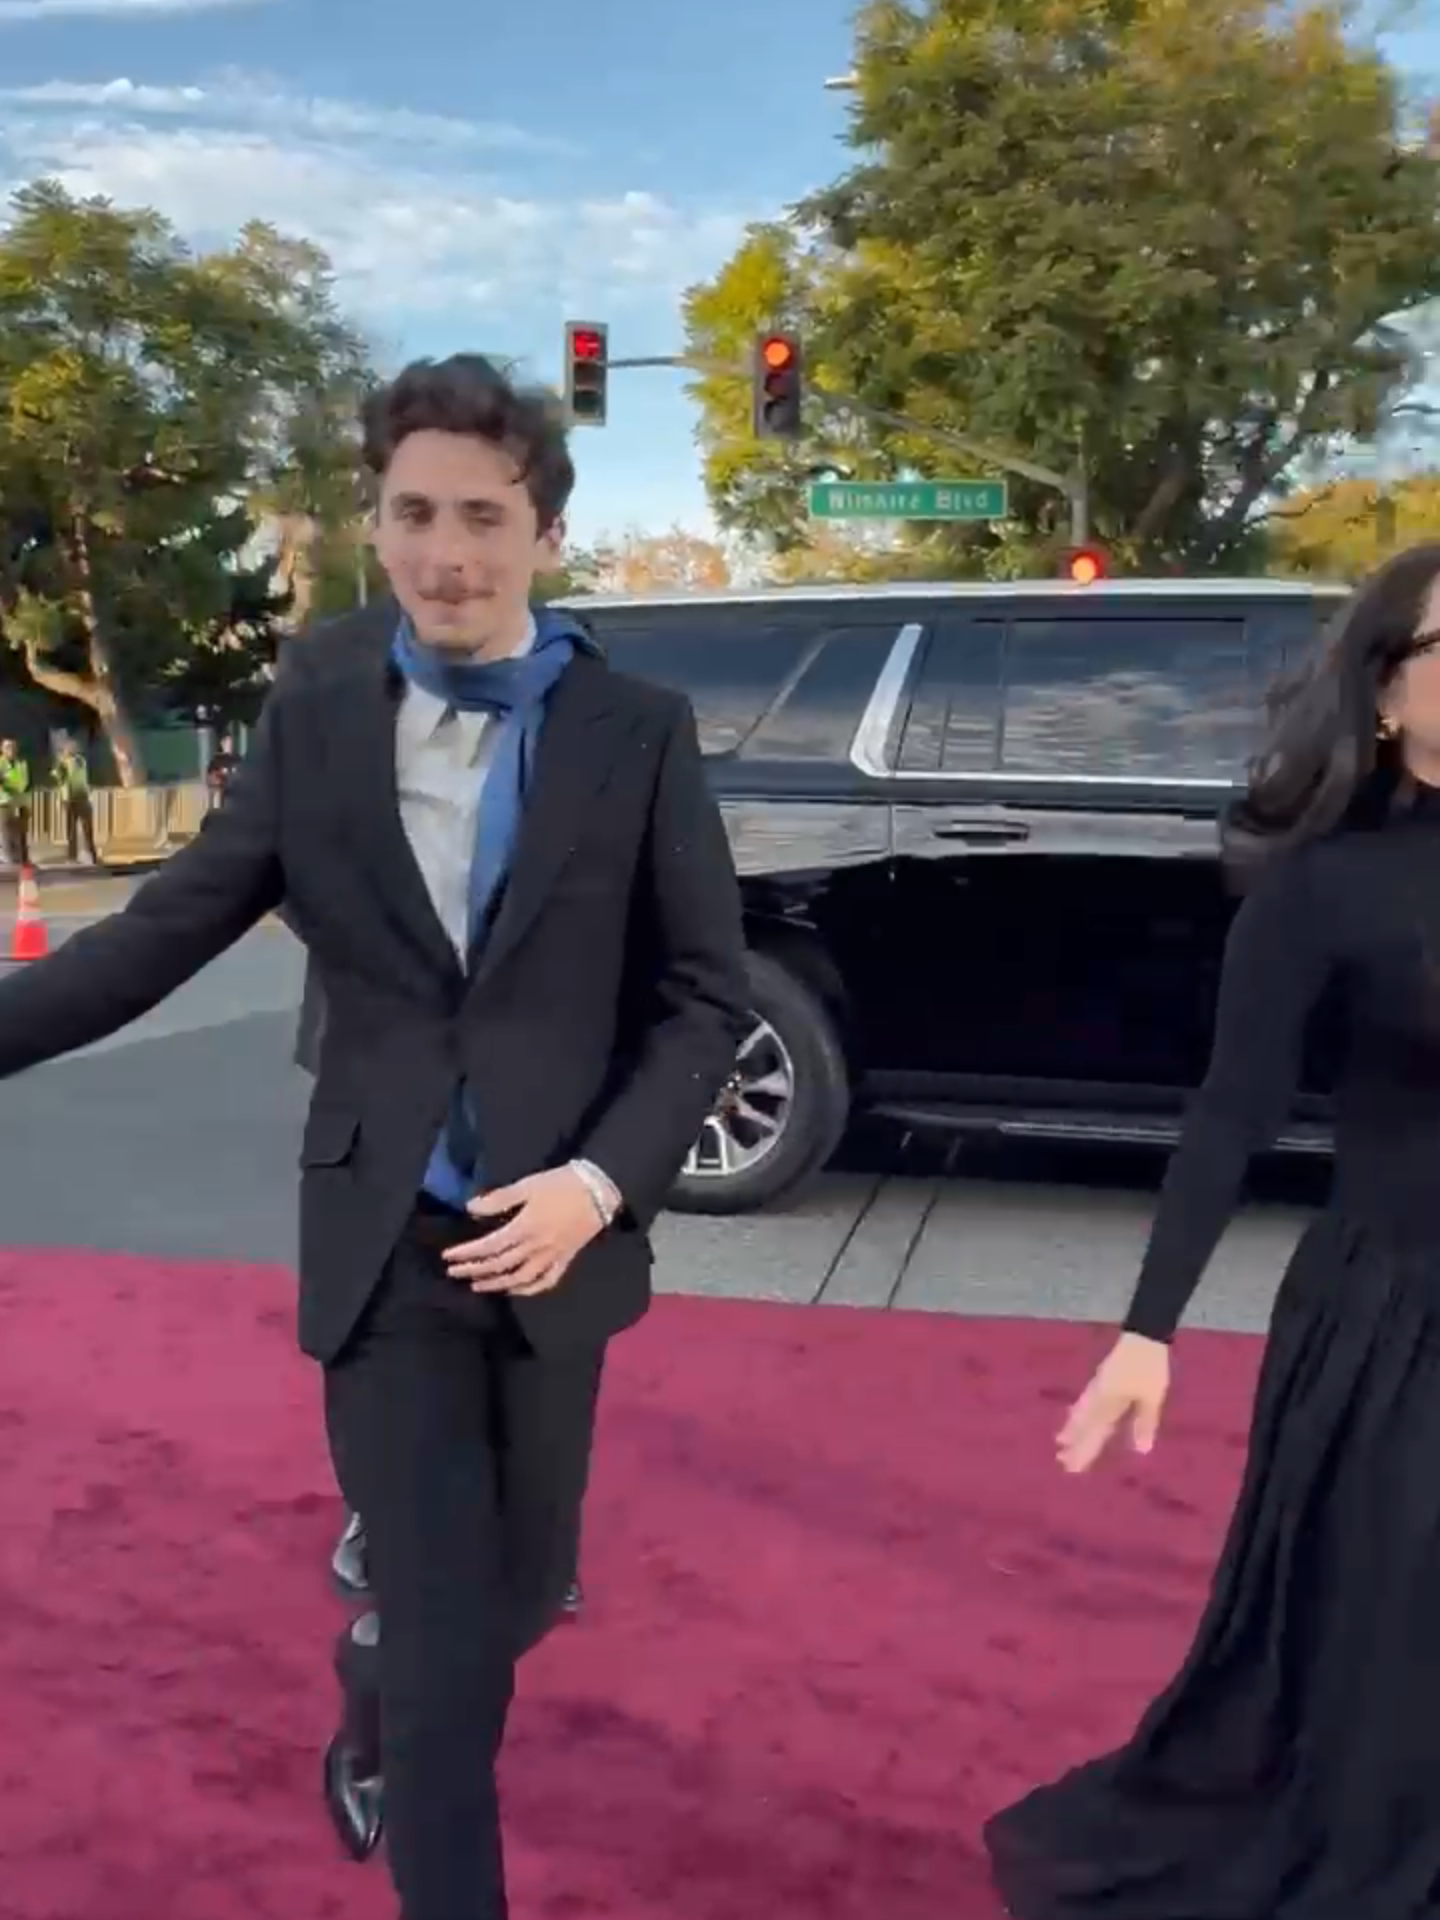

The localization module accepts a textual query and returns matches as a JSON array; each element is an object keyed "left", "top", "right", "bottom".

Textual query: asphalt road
[{"left": 0, "top": 874, "right": 1321, "bottom": 1336}]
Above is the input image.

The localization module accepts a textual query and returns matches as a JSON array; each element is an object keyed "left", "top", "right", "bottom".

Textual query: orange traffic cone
[{"left": 11, "top": 866, "right": 48, "bottom": 961}]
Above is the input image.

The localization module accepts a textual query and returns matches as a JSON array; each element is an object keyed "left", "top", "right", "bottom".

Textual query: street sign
[{"left": 807, "top": 479, "right": 1008, "bottom": 521}]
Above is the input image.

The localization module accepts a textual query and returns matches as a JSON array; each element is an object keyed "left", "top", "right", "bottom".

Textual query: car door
[
  {"left": 851, "top": 607, "right": 1023, "bottom": 1086},
  {"left": 873, "top": 597, "right": 1262, "bottom": 1107},
  {"left": 583, "top": 593, "right": 914, "bottom": 995}
]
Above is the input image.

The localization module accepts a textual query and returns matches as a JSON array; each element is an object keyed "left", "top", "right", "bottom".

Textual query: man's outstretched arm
[{"left": 0, "top": 687, "right": 287, "bottom": 1079}]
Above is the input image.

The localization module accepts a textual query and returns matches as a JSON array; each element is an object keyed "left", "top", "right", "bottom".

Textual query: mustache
[{"left": 417, "top": 584, "right": 478, "bottom": 606}]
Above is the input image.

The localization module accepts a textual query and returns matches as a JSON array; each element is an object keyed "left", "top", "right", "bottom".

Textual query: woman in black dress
[{"left": 985, "top": 541, "right": 1440, "bottom": 1920}]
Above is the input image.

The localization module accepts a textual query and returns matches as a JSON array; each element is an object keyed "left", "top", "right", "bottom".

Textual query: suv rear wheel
[{"left": 667, "top": 951, "right": 851, "bottom": 1214}]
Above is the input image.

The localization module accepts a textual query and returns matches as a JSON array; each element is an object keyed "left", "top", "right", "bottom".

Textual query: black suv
[{"left": 561, "top": 578, "right": 1348, "bottom": 1215}]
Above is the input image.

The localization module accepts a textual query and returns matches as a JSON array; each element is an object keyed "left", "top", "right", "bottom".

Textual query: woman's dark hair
[
  {"left": 360, "top": 353, "right": 575, "bottom": 532},
  {"left": 1223, "top": 541, "right": 1440, "bottom": 875}
]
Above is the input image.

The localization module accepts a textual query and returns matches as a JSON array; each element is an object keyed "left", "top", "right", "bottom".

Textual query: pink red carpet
[{"left": 0, "top": 1249, "right": 1260, "bottom": 1919}]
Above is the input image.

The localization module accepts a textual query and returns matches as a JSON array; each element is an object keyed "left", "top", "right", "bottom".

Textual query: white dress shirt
[{"left": 394, "top": 629, "right": 526, "bottom": 961}]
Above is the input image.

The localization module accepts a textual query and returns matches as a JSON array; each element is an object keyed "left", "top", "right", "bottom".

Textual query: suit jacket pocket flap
[{"left": 300, "top": 1106, "right": 359, "bottom": 1167}]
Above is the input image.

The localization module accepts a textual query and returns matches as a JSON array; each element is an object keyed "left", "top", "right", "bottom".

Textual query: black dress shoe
[
  {"left": 331, "top": 1511, "right": 369, "bottom": 1599},
  {"left": 323, "top": 1734, "right": 384, "bottom": 1862}
]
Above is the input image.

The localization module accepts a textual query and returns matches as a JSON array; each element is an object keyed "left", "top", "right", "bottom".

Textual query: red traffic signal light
[
  {"left": 563, "top": 319, "right": 608, "bottom": 425},
  {"left": 753, "top": 331, "right": 802, "bottom": 439},
  {"left": 1061, "top": 545, "right": 1107, "bottom": 584}
]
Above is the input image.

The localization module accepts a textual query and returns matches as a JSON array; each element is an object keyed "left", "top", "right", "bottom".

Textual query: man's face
[
  {"left": 1, "top": 742, "right": 14, "bottom": 760},
  {"left": 371, "top": 428, "right": 563, "bottom": 655}
]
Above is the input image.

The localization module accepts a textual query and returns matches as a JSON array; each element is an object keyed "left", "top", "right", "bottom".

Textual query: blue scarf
[{"left": 390, "top": 605, "right": 588, "bottom": 1206}]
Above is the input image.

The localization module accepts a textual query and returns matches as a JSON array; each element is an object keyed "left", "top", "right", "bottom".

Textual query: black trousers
[
  {"left": 64, "top": 794, "right": 97, "bottom": 863},
  {"left": 324, "top": 1211, "right": 604, "bottom": 1920},
  {"left": 3, "top": 808, "right": 27, "bottom": 867}
]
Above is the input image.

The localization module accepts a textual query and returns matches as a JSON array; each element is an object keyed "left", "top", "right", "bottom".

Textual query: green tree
[
  {"left": 303, "top": 529, "right": 388, "bottom": 619},
  {"left": 534, "top": 545, "right": 604, "bottom": 602},
  {"left": 0, "top": 182, "right": 372, "bottom": 780},
  {"left": 254, "top": 344, "right": 381, "bottom": 629},
  {"left": 586, "top": 527, "right": 733, "bottom": 592},
  {"left": 1268, "top": 470, "right": 1440, "bottom": 578},
  {"left": 156, "top": 546, "right": 293, "bottom": 724},
  {"left": 762, "top": 520, "right": 925, "bottom": 584},
  {"left": 684, "top": 0, "right": 1440, "bottom": 574}
]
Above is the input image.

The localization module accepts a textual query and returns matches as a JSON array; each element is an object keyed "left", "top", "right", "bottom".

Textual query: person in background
[
  {"left": 205, "top": 731, "right": 241, "bottom": 810},
  {"left": 51, "top": 738, "right": 98, "bottom": 864},
  {"left": 0, "top": 739, "right": 31, "bottom": 868},
  {"left": 985, "top": 542, "right": 1440, "bottom": 1920}
]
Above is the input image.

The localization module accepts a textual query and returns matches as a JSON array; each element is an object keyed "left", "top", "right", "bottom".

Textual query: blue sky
[{"left": 0, "top": 0, "right": 1433, "bottom": 548}]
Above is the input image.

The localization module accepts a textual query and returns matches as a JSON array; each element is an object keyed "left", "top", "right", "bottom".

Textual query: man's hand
[{"left": 442, "top": 1168, "right": 606, "bottom": 1296}]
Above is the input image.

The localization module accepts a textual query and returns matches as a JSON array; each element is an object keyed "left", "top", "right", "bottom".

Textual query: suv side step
[{"left": 868, "top": 1101, "right": 1332, "bottom": 1157}]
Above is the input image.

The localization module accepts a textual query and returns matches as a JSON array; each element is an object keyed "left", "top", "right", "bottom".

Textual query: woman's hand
[{"left": 1057, "top": 1332, "right": 1171, "bottom": 1473}]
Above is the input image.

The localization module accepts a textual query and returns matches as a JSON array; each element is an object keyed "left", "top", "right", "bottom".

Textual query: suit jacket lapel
[
  {"left": 467, "top": 653, "right": 632, "bottom": 989},
  {"left": 332, "top": 599, "right": 461, "bottom": 981}
]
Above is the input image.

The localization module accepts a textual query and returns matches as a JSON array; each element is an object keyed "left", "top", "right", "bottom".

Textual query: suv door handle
[{"left": 930, "top": 821, "right": 1031, "bottom": 844}]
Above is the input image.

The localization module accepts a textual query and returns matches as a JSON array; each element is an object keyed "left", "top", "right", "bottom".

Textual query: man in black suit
[{"left": 0, "top": 354, "right": 749, "bottom": 1920}]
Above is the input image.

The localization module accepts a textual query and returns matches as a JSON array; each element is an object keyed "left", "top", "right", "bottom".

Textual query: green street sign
[{"left": 807, "top": 479, "right": 1008, "bottom": 521}]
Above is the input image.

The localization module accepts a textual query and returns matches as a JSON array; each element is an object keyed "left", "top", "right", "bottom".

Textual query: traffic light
[
  {"left": 752, "top": 331, "right": 803, "bottom": 439},
  {"left": 1060, "top": 544, "right": 1108, "bottom": 584},
  {"left": 563, "top": 321, "right": 608, "bottom": 426}
]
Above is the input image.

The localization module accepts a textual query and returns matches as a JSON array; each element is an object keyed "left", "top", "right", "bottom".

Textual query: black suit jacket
[{"left": 0, "top": 602, "right": 750, "bottom": 1362}]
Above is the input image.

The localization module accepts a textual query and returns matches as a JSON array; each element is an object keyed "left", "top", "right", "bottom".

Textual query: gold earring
[{"left": 1378, "top": 714, "right": 1399, "bottom": 740}]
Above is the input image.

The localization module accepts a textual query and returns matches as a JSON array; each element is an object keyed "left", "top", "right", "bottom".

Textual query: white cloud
[
  {"left": 0, "top": 72, "right": 753, "bottom": 338},
  {"left": 0, "top": 0, "right": 265, "bottom": 20},
  {"left": 0, "top": 74, "right": 577, "bottom": 156}
]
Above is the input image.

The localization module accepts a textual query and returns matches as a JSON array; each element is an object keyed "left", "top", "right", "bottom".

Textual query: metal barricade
[{"left": 23, "top": 781, "right": 209, "bottom": 866}]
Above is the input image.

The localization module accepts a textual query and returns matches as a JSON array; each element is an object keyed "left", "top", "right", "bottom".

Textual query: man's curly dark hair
[{"left": 360, "top": 353, "right": 575, "bottom": 533}]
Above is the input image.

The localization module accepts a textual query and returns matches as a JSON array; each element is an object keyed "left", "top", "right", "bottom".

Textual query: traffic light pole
[
  {"left": 827, "top": 400, "right": 1090, "bottom": 545},
  {"left": 587, "top": 351, "right": 1090, "bottom": 543}
]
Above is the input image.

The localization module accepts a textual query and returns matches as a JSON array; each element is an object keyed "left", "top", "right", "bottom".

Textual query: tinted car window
[
  {"left": 745, "top": 624, "right": 899, "bottom": 762},
  {"left": 1001, "top": 616, "right": 1251, "bottom": 779},
  {"left": 896, "top": 619, "right": 1004, "bottom": 773},
  {"left": 1247, "top": 609, "right": 1291, "bottom": 714},
  {"left": 579, "top": 607, "right": 819, "bottom": 755},
  {"left": 1249, "top": 595, "right": 1340, "bottom": 708}
]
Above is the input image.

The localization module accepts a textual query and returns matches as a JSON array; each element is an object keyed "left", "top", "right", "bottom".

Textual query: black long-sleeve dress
[{"left": 985, "top": 787, "right": 1440, "bottom": 1919}]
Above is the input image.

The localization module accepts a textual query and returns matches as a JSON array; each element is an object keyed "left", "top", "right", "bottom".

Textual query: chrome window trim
[
  {"left": 561, "top": 579, "right": 1349, "bottom": 615},
  {"left": 848, "top": 622, "right": 926, "bottom": 779}
]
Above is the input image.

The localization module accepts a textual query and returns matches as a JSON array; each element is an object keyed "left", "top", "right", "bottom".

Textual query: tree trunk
[
  {"left": 21, "top": 517, "right": 148, "bottom": 787},
  {"left": 72, "top": 516, "right": 146, "bottom": 785},
  {"left": 21, "top": 644, "right": 147, "bottom": 787},
  {"left": 272, "top": 512, "right": 319, "bottom": 631}
]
